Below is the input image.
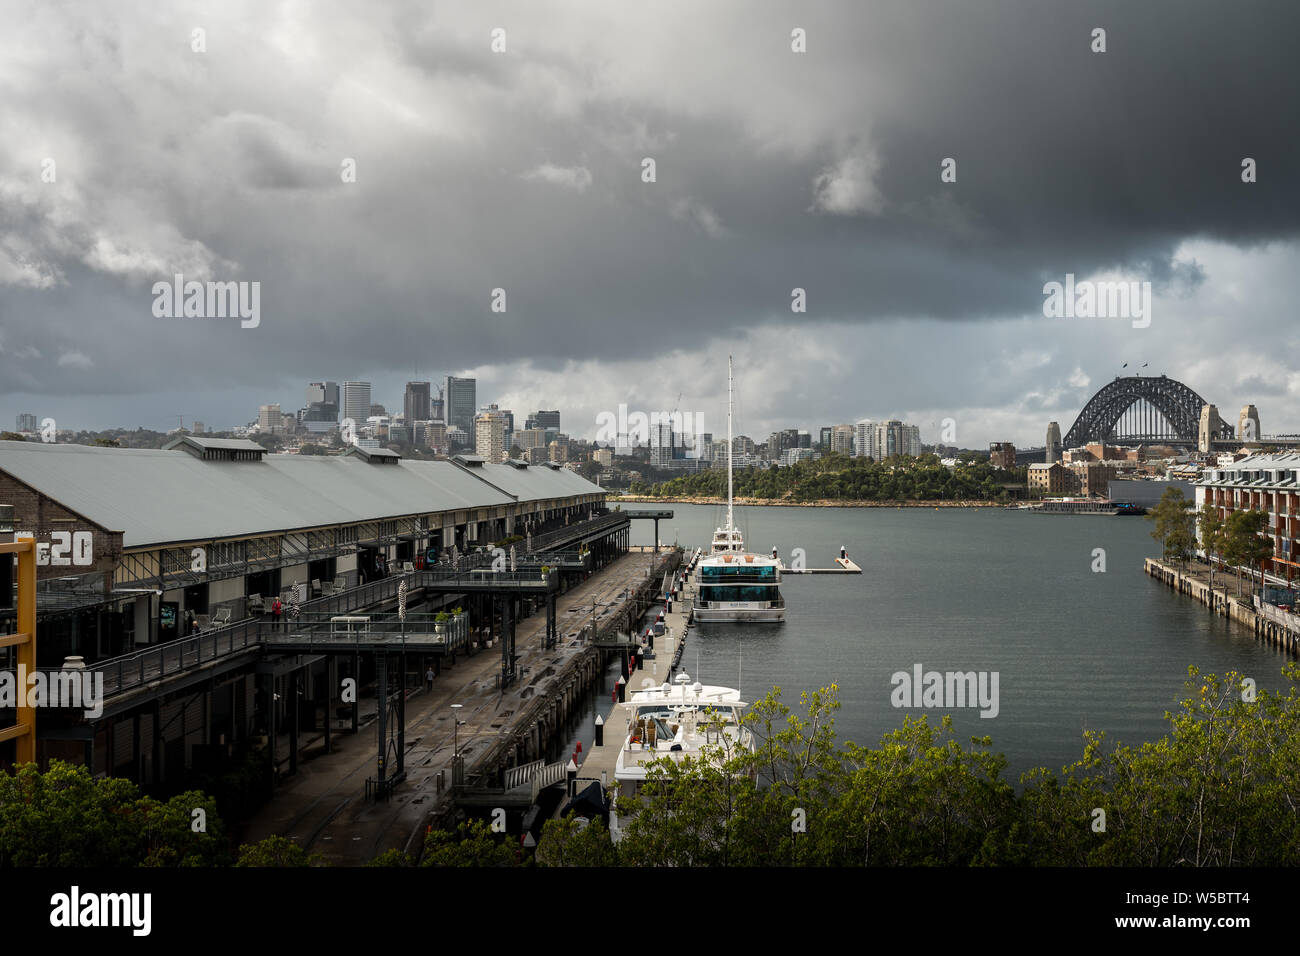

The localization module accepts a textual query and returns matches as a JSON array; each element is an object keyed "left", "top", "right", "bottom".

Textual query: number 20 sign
[{"left": 15, "top": 531, "right": 94, "bottom": 566}]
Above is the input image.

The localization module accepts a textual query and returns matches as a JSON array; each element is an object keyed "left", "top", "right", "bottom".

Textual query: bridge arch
[{"left": 1063, "top": 375, "right": 1230, "bottom": 448}]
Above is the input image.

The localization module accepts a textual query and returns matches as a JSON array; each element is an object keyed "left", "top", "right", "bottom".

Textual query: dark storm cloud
[{"left": 0, "top": 0, "right": 1297, "bottom": 440}]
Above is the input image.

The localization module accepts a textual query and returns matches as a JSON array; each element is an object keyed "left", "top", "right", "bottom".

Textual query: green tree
[
  {"left": 0, "top": 431, "right": 25, "bottom": 441},
  {"left": 139, "top": 790, "right": 230, "bottom": 866},
  {"left": 535, "top": 813, "right": 619, "bottom": 866},
  {"left": 616, "top": 735, "right": 756, "bottom": 867},
  {"left": 365, "top": 848, "right": 413, "bottom": 866},
  {"left": 1221, "top": 509, "right": 1273, "bottom": 597},
  {"left": 1146, "top": 486, "right": 1196, "bottom": 568},
  {"left": 1198, "top": 502, "right": 1226, "bottom": 592},
  {"left": 0, "top": 762, "right": 144, "bottom": 866},
  {"left": 420, "top": 819, "right": 521, "bottom": 867},
  {"left": 0, "top": 762, "right": 229, "bottom": 867},
  {"left": 235, "top": 834, "right": 324, "bottom": 867},
  {"left": 825, "top": 717, "right": 1017, "bottom": 866}
]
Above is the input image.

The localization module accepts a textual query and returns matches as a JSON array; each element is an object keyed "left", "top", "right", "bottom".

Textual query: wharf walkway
[
  {"left": 238, "top": 548, "right": 676, "bottom": 865},
  {"left": 570, "top": 555, "right": 696, "bottom": 803},
  {"left": 1145, "top": 557, "right": 1300, "bottom": 655}
]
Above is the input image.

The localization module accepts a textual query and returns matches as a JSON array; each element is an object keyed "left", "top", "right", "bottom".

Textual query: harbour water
[{"left": 626, "top": 502, "right": 1293, "bottom": 782}]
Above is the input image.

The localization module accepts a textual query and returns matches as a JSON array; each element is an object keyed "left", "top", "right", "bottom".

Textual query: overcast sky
[{"left": 1, "top": 0, "right": 1297, "bottom": 448}]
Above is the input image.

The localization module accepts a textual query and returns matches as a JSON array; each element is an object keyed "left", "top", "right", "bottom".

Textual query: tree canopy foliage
[
  {"left": 634, "top": 453, "right": 1019, "bottom": 502},
  {"left": 0, "top": 762, "right": 228, "bottom": 867},
  {"left": 545, "top": 667, "right": 1300, "bottom": 866},
  {"left": 1147, "top": 486, "right": 1197, "bottom": 567}
]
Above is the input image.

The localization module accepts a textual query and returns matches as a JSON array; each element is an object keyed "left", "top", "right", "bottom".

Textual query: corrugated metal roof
[
  {"left": 163, "top": 436, "right": 264, "bottom": 453},
  {"left": 475, "top": 462, "right": 603, "bottom": 502},
  {"left": 0, "top": 440, "right": 605, "bottom": 549}
]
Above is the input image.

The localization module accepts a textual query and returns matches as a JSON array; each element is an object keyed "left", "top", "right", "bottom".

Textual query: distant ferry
[{"left": 1025, "top": 498, "right": 1146, "bottom": 516}]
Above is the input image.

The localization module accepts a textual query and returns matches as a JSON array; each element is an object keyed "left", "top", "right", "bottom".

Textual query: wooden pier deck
[
  {"left": 571, "top": 561, "right": 696, "bottom": 797},
  {"left": 780, "top": 557, "right": 862, "bottom": 574}
]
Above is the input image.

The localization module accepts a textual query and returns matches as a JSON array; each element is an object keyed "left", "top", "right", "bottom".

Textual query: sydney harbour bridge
[{"left": 1062, "top": 374, "right": 1233, "bottom": 449}]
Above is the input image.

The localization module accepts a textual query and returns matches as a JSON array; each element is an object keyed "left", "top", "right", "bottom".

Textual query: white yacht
[
  {"left": 692, "top": 357, "right": 785, "bottom": 623},
  {"left": 613, "top": 673, "right": 753, "bottom": 788}
]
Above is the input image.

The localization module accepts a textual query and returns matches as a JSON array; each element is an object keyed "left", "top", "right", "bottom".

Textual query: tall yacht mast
[{"left": 727, "top": 355, "right": 734, "bottom": 535}]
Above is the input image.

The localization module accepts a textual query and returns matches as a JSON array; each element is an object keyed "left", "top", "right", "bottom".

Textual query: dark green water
[{"left": 627, "top": 502, "right": 1293, "bottom": 782}]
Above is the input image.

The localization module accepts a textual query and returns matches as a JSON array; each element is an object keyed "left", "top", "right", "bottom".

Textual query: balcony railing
[{"left": 87, "top": 511, "right": 627, "bottom": 700}]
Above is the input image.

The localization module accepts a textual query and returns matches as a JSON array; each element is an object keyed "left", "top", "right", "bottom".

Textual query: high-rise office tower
[
  {"left": 872, "top": 420, "right": 906, "bottom": 459},
  {"left": 258, "top": 404, "right": 285, "bottom": 435},
  {"left": 650, "top": 419, "right": 674, "bottom": 467},
  {"left": 904, "top": 424, "right": 922, "bottom": 456},
  {"left": 853, "top": 421, "right": 875, "bottom": 458},
  {"left": 342, "top": 382, "right": 371, "bottom": 426},
  {"left": 404, "top": 382, "right": 432, "bottom": 424},
  {"left": 307, "top": 381, "right": 340, "bottom": 409},
  {"left": 474, "top": 407, "right": 508, "bottom": 463},
  {"left": 445, "top": 376, "right": 477, "bottom": 433}
]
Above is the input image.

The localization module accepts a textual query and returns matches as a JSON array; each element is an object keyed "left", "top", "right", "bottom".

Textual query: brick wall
[{"left": 0, "top": 470, "right": 123, "bottom": 583}]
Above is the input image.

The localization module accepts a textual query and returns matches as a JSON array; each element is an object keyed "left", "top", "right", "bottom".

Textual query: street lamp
[{"left": 450, "top": 703, "right": 463, "bottom": 758}]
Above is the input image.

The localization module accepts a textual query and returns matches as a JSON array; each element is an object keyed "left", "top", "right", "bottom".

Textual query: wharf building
[
  {"left": 1028, "top": 460, "right": 1118, "bottom": 498},
  {"left": 1027, "top": 462, "right": 1066, "bottom": 495},
  {"left": 0, "top": 437, "right": 619, "bottom": 780},
  {"left": 1197, "top": 453, "right": 1300, "bottom": 578}
]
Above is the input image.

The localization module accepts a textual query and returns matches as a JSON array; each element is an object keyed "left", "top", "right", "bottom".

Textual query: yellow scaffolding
[{"left": 0, "top": 537, "right": 36, "bottom": 763}]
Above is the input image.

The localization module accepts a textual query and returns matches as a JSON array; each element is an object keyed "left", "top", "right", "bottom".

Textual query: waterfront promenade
[
  {"left": 571, "top": 556, "right": 695, "bottom": 808},
  {"left": 238, "top": 548, "right": 676, "bottom": 865},
  {"left": 1145, "top": 557, "right": 1300, "bottom": 656}
]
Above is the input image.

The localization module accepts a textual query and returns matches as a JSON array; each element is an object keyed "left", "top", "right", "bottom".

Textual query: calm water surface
[{"left": 620, "top": 502, "right": 1292, "bottom": 782}]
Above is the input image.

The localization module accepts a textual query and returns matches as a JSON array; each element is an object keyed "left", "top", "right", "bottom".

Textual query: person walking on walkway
[
  {"left": 271, "top": 596, "right": 283, "bottom": 631},
  {"left": 425, "top": 666, "right": 434, "bottom": 690}
]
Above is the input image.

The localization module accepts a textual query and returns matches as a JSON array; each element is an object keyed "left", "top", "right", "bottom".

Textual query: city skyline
[{"left": 7, "top": 364, "right": 1295, "bottom": 455}]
